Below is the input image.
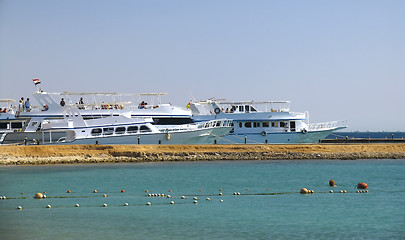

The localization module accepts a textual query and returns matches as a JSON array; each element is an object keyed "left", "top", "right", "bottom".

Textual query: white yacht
[
  {"left": 40, "top": 108, "right": 233, "bottom": 145},
  {"left": 190, "top": 100, "right": 347, "bottom": 144}
]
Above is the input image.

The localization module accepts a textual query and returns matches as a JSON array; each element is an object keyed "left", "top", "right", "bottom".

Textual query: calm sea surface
[{"left": 1, "top": 160, "right": 404, "bottom": 240}]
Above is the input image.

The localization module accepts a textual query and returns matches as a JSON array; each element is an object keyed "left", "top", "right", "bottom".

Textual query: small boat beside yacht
[
  {"left": 190, "top": 100, "right": 347, "bottom": 144},
  {"left": 39, "top": 108, "right": 232, "bottom": 145}
]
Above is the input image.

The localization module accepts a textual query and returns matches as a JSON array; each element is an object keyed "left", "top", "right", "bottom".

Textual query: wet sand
[{"left": 1, "top": 144, "right": 405, "bottom": 165}]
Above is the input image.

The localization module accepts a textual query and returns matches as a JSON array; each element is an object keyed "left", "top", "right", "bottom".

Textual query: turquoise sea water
[{"left": 1, "top": 160, "right": 404, "bottom": 240}]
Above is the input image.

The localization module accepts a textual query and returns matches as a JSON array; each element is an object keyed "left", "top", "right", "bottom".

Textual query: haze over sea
[{"left": 1, "top": 160, "right": 404, "bottom": 239}]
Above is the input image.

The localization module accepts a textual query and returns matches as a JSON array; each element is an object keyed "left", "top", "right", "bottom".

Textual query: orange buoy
[
  {"left": 199, "top": 189, "right": 202, "bottom": 191},
  {"left": 357, "top": 182, "right": 368, "bottom": 189},
  {"left": 21, "top": 192, "right": 24, "bottom": 195},
  {"left": 67, "top": 190, "right": 71, "bottom": 193},
  {"left": 329, "top": 180, "right": 336, "bottom": 187},
  {"left": 93, "top": 190, "right": 98, "bottom": 193},
  {"left": 145, "top": 190, "right": 149, "bottom": 193},
  {"left": 219, "top": 189, "right": 222, "bottom": 191},
  {"left": 266, "top": 188, "right": 270, "bottom": 191},
  {"left": 300, "top": 188, "right": 309, "bottom": 194},
  {"left": 43, "top": 192, "right": 47, "bottom": 194},
  {"left": 121, "top": 190, "right": 125, "bottom": 193},
  {"left": 169, "top": 190, "right": 172, "bottom": 192},
  {"left": 34, "top": 193, "right": 43, "bottom": 199}
]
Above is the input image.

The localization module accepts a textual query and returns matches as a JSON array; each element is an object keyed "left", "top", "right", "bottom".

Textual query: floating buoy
[
  {"left": 365, "top": 190, "right": 369, "bottom": 193},
  {"left": 169, "top": 190, "right": 172, "bottom": 192},
  {"left": 199, "top": 189, "right": 202, "bottom": 192},
  {"left": 206, "top": 198, "right": 211, "bottom": 201},
  {"left": 93, "top": 190, "right": 98, "bottom": 193},
  {"left": 329, "top": 190, "right": 333, "bottom": 193},
  {"left": 340, "top": 190, "right": 344, "bottom": 193},
  {"left": 267, "top": 189, "right": 270, "bottom": 191},
  {"left": 103, "top": 194, "right": 108, "bottom": 197},
  {"left": 219, "top": 189, "right": 222, "bottom": 192},
  {"left": 124, "top": 203, "right": 129, "bottom": 206},
  {"left": 329, "top": 180, "right": 336, "bottom": 187},
  {"left": 43, "top": 195, "right": 47, "bottom": 198},
  {"left": 17, "top": 206, "right": 22, "bottom": 210},
  {"left": 357, "top": 182, "right": 368, "bottom": 189},
  {"left": 43, "top": 192, "right": 47, "bottom": 194},
  {"left": 193, "top": 200, "right": 198, "bottom": 204},
  {"left": 21, "top": 192, "right": 24, "bottom": 195},
  {"left": 181, "top": 196, "right": 186, "bottom": 199},
  {"left": 300, "top": 188, "right": 309, "bottom": 194},
  {"left": 0, "top": 196, "right": 3, "bottom": 200},
  {"left": 193, "top": 197, "right": 198, "bottom": 200},
  {"left": 167, "top": 195, "right": 172, "bottom": 198},
  {"left": 220, "top": 199, "right": 224, "bottom": 202},
  {"left": 103, "top": 203, "right": 108, "bottom": 207},
  {"left": 145, "top": 190, "right": 149, "bottom": 193},
  {"left": 121, "top": 190, "right": 125, "bottom": 193},
  {"left": 343, "top": 190, "right": 347, "bottom": 193},
  {"left": 246, "top": 188, "right": 249, "bottom": 191},
  {"left": 219, "top": 193, "right": 223, "bottom": 196},
  {"left": 34, "top": 193, "right": 43, "bottom": 199},
  {"left": 233, "top": 192, "right": 237, "bottom": 195},
  {"left": 75, "top": 204, "right": 80, "bottom": 207},
  {"left": 146, "top": 202, "right": 151, "bottom": 206},
  {"left": 46, "top": 205, "right": 51, "bottom": 208},
  {"left": 67, "top": 190, "right": 71, "bottom": 193},
  {"left": 170, "top": 201, "right": 175, "bottom": 204},
  {"left": 2, "top": 196, "right": 6, "bottom": 200}
]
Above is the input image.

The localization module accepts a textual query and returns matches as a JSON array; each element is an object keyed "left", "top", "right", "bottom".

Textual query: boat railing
[
  {"left": 159, "top": 119, "right": 233, "bottom": 133},
  {"left": 308, "top": 120, "right": 348, "bottom": 131}
]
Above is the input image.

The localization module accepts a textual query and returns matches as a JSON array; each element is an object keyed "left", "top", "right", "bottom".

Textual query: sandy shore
[{"left": 1, "top": 144, "right": 404, "bottom": 165}]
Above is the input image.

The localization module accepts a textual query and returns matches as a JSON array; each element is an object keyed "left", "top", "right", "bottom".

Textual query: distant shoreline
[{"left": 1, "top": 144, "right": 405, "bottom": 165}]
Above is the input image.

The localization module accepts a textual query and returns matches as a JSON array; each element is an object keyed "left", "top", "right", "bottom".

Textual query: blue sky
[{"left": 0, "top": 0, "right": 404, "bottom": 131}]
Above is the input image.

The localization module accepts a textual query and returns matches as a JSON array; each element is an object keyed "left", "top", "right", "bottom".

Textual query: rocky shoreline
[{"left": 1, "top": 144, "right": 404, "bottom": 165}]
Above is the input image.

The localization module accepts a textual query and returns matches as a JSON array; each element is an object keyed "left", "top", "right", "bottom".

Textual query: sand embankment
[{"left": 1, "top": 144, "right": 405, "bottom": 165}]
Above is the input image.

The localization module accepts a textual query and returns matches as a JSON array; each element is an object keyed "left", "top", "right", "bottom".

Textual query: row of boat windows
[
  {"left": 90, "top": 125, "right": 151, "bottom": 136},
  {"left": 0, "top": 122, "right": 24, "bottom": 129},
  {"left": 238, "top": 121, "right": 293, "bottom": 128}
]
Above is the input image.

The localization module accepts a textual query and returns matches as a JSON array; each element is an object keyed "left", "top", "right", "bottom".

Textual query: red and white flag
[{"left": 32, "top": 78, "right": 41, "bottom": 85}]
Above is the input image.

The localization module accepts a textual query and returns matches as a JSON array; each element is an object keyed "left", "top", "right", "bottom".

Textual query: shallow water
[{"left": 1, "top": 160, "right": 404, "bottom": 239}]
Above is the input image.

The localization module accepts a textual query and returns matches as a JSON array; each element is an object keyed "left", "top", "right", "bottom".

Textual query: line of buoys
[
  {"left": 356, "top": 190, "right": 369, "bottom": 193},
  {"left": 0, "top": 196, "right": 6, "bottom": 200},
  {"left": 233, "top": 192, "right": 241, "bottom": 195},
  {"left": 300, "top": 188, "right": 315, "bottom": 194},
  {"left": 148, "top": 193, "right": 166, "bottom": 197}
]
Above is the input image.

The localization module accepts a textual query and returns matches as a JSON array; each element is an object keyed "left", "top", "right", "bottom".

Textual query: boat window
[
  {"left": 280, "top": 122, "right": 286, "bottom": 128},
  {"left": 103, "top": 127, "right": 114, "bottom": 135},
  {"left": 239, "top": 122, "right": 242, "bottom": 128},
  {"left": 127, "top": 126, "right": 138, "bottom": 133},
  {"left": 272, "top": 122, "right": 278, "bottom": 127},
  {"left": 0, "top": 123, "right": 8, "bottom": 129},
  {"left": 239, "top": 106, "right": 244, "bottom": 112},
  {"left": 263, "top": 122, "right": 269, "bottom": 128},
  {"left": 250, "top": 106, "right": 257, "bottom": 112},
  {"left": 31, "top": 121, "right": 38, "bottom": 127},
  {"left": 230, "top": 106, "right": 236, "bottom": 113},
  {"left": 253, "top": 122, "right": 260, "bottom": 128},
  {"left": 140, "top": 125, "right": 152, "bottom": 133},
  {"left": 11, "top": 122, "right": 23, "bottom": 128},
  {"left": 245, "top": 105, "right": 250, "bottom": 113},
  {"left": 115, "top": 127, "right": 126, "bottom": 134},
  {"left": 91, "top": 128, "right": 102, "bottom": 136},
  {"left": 244, "top": 122, "right": 252, "bottom": 128}
]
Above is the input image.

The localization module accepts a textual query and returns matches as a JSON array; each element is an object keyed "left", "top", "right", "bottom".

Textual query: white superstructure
[
  {"left": 40, "top": 108, "right": 232, "bottom": 145},
  {"left": 190, "top": 100, "right": 347, "bottom": 144}
]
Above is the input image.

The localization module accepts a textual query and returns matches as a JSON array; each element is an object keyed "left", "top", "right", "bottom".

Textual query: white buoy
[
  {"left": 43, "top": 195, "right": 47, "bottom": 198},
  {"left": 46, "top": 205, "right": 51, "bottom": 208},
  {"left": 206, "top": 198, "right": 211, "bottom": 201},
  {"left": 219, "top": 192, "right": 223, "bottom": 196},
  {"left": 0, "top": 196, "right": 3, "bottom": 200},
  {"left": 181, "top": 196, "right": 186, "bottom": 199},
  {"left": 193, "top": 197, "right": 198, "bottom": 200},
  {"left": 167, "top": 195, "right": 171, "bottom": 198},
  {"left": 340, "top": 190, "right": 344, "bottom": 193},
  {"left": 170, "top": 201, "right": 175, "bottom": 204},
  {"left": 237, "top": 192, "right": 241, "bottom": 195},
  {"left": 2, "top": 196, "right": 6, "bottom": 199},
  {"left": 146, "top": 202, "right": 151, "bottom": 205},
  {"left": 103, "top": 203, "right": 108, "bottom": 207},
  {"left": 17, "top": 206, "right": 22, "bottom": 210},
  {"left": 233, "top": 192, "right": 237, "bottom": 195},
  {"left": 124, "top": 203, "right": 129, "bottom": 206},
  {"left": 75, "top": 204, "right": 80, "bottom": 207},
  {"left": 220, "top": 199, "right": 224, "bottom": 202},
  {"left": 329, "top": 190, "right": 333, "bottom": 193},
  {"left": 103, "top": 194, "right": 108, "bottom": 197},
  {"left": 148, "top": 194, "right": 152, "bottom": 197},
  {"left": 193, "top": 200, "right": 198, "bottom": 204}
]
